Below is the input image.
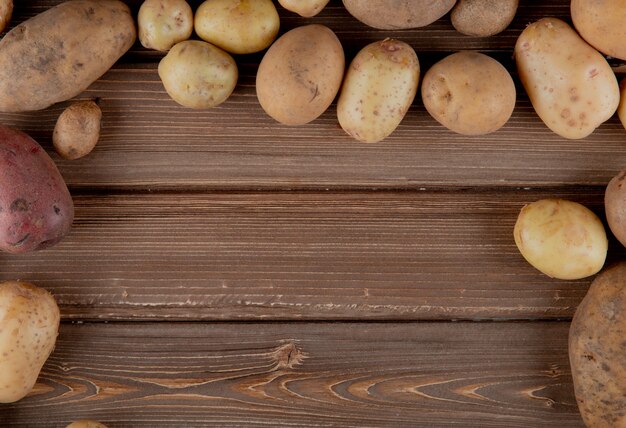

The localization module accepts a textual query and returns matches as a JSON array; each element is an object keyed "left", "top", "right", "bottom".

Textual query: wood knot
[{"left": 272, "top": 341, "right": 307, "bottom": 370}]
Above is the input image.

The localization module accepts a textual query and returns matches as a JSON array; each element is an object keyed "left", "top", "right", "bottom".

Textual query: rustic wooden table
[{"left": 1, "top": 1, "right": 622, "bottom": 426}]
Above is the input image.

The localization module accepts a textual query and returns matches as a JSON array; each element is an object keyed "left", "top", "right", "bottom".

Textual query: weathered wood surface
[{"left": 0, "top": 322, "right": 584, "bottom": 427}]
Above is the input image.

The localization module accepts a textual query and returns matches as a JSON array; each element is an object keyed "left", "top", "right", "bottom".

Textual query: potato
[
  {"left": 604, "top": 170, "right": 626, "bottom": 248},
  {"left": 0, "top": 126, "right": 74, "bottom": 253},
  {"left": 0, "top": 0, "right": 12, "bottom": 33},
  {"left": 451, "top": 0, "right": 518, "bottom": 37},
  {"left": 256, "top": 24, "right": 344, "bottom": 125},
  {"left": 0, "top": 0, "right": 136, "bottom": 113},
  {"left": 195, "top": 0, "right": 279, "bottom": 55},
  {"left": 619, "top": 77, "right": 626, "bottom": 131},
  {"left": 138, "top": 0, "right": 193, "bottom": 52},
  {"left": 513, "top": 199, "right": 607, "bottom": 280},
  {"left": 515, "top": 18, "right": 619, "bottom": 139},
  {"left": 343, "top": 0, "right": 456, "bottom": 30},
  {"left": 337, "top": 39, "right": 419, "bottom": 143},
  {"left": 0, "top": 281, "right": 60, "bottom": 403},
  {"left": 158, "top": 40, "right": 238, "bottom": 109},
  {"left": 421, "top": 51, "right": 515, "bottom": 135},
  {"left": 569, "top": 262, "right": 626, "bottom": 428},
  {"left": 278, "top": 0, "right": 329, "bottom": 17},
  {"left": 53, "top": 101, "right": 102, "bottom": 160},
  {"left": 67, "top": 421, "right": 108, "bottom": 428},
  {"left": 572, "top": 0, "right": 626, "bottom": 61}
]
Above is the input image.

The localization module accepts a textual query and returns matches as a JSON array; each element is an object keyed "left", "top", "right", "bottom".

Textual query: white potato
[
  {"left": 138, "top": 0, "right": 193, "bottom": 52},
  {"left": 278, "top": 0, "right": 329, "bottom": 17}
]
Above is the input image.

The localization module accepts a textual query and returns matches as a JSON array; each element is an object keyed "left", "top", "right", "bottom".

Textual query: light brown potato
[
  {"left": 337, "top": 39, "right": 419, "bottom": 143},
  {"left": 138, "top": 0, "right": 193, "bottom": 52},
  {"left": 422, "top": 51, "right": 515, "bottom": 135},
  {"left": 343, "top": 0, "right": 456, "bottom": 29},
  {"left": 513, "top": 199, "right": 607, "bottom": 280},
  {"left": 158, "top": 40, "right": 238, "bottom": 109},
  {"left": 0, "top": 281, "right": 60, "bottom": 403},
  {"left": 572, "top": 0, "right": 626, "bottom": 61},
  {"left": 0, "top": 0, "right": 12, "bottom": 33},
  {"left": 66, "top": 421, "right": 108, "bottom": 428},
  {"left": 515, "top": 18, "right": 619, "bottom": 139},
  {"left": 569, "top": 262, "right": 626, "bottom": 428},
  {"left": 53, "top": 101, "right": 102, "bottom": 160},
  {"left": 619, "top": 77, "right": 626, "bottom": 131},
  {"left": 278, "top": 0, "right": 329, "bottom": 17},
  {"left": 195, "top": 0, "right": 279, "bottom": 55},
  {"left": 451, "top": 0, "right": 518, "bottom": 37},
  {"left": 604, "top": 170, "right": 626, "bottom": 248},
  {"left": 256, "top": 24, "right": 344, "bottom": 125},
  {"left": 0, "top": 0, "right": 136, "bottom": 112}
]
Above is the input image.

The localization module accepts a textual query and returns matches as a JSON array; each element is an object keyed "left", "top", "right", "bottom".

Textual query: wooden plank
[
  {"left": 0, "top": 321, "right": 584, "bottom": 427},
  {"left": 0, "top": 189, "right": 619, "bottom": 321}
]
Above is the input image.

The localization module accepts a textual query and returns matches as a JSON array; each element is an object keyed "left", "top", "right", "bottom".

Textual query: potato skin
[
  {"left": 256, "top": 24, "right": 345, "bottom": 125},
  {"left": 569, "top": 263, "right": 626, "bottom": 428},
  {"left": 53, "top": 101, "right": 102, "bottom": 160},
  {"left": 604, "top": 170, "right": 626, "bottom": 248},
  {"left": 0, "top": 0, "right": 12, "bottom": 33},
  {"left": 619, "top": 77, "right": 626, "bottom": 131},
  {"left": 422, "top": 51, "right": 515, "bottom": 135},
  {"left": 0, "top": 126, "right": 74, "bottom": 253},
  {"left": 278, "top": 0, "right": 329, "bottom": 17},
  {"left": 337, "top": 39, "right": 419, "bottom": 143},
  {"left": 138, "top": 0, "right": 193, "bottom": 52},
  {"left": 0, "top": 281, "right": 60, "bottom": 403},
  {"left": 343, "top": 0, "right": 456, "bottom": 29},
  {"left": 572, "top": 0, "right": 626, "bottom": 61},
  {"left": 195, "top": 0, "right": 279, "bottom": 55},
  {"left": 66, "top": 421, "right": 108, "bottom": 428},
  {"left": 515, "top": 18, "right": 619, "bottom": 139},
  {"left": 0, "top": 0, "right": 136, "bottom": 112},
  {"left": 513, "top": 199, "right": 607, "bottom": 280},
  {"left": 158, "top": 40, "right": 238, "bottom": 109},
  {"left": 451, "top": 0, "right": 518, "bottom": 37}
]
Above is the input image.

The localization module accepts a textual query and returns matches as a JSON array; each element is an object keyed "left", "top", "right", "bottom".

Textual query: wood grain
[
  {"left": 0, "top": 189, "right": 619, "bottom": 321},
  {"left": 0, "top": 321, "right": 584, "bottom": 427}
]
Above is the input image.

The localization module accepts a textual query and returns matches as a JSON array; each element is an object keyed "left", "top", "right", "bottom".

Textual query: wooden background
[{"left": 1, "top": 1, "right": 623, "bottom": 426}]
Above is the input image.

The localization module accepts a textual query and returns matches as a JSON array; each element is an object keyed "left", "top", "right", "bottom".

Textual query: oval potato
[
  {"left": 513, "top": 199, "right": 607, "bottom": 280},
  {"left": 138, "top": 0, "right": 193, "bottom": 52},
  {"left": 569, "top": 262, "right": 626, "bottom": 428},
  {"left": 53, "top": 101, "right": 102, "bottom": 160},
  {"left": 515, "top": 18, "right": 619, "bottom": 139},
  {"left": 0, "top": 0, "right": 12, "bottom": 33},
  {"left": 451, "top": 0, "right": 518, "bottom": 37},
  {"left": 158, "top": 40, "right": 238, "bottom": 109},
  {"left": 67, "top": 421, "right": 108, "bottom": 428},
  {"left": 619, "top": 77, "right": 626, "bottom": 131},
  {"left": 337, "top": 39, "right": 419, "bottom": 143},
  {"left": 256, "top": 24, "right": 344, "bottom": 125},
  {"left": 572, "top": 0, "right": 626, "bottom": 61},
  {"left": 0, "top": 281, "right": 60, "bottom": 403},
  {"left": 278, "top": 0, "right": 329, "bottom": 17},
  {"left": 0, "top": 0, "right": 136, "bottom": 112},
  {"left": 195, "top": 0, "right": 279, "bottom": 55},
  {"left": 604, "top": 170, "right": 626, "bottom": 248},
  {"left": 421, "top": 51, "right": 515, "bottom": 135},
  {"left": 343, "top": 0, "right": 456, "bottom": 30}
]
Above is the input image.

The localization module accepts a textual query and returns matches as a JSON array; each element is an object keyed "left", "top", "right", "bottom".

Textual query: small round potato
[
  {"left": 66, "top": 421, "right": 108, "bottom": 428},
  {"left": 343, "top": 0, "right": 456, "bottom": 30},
  {"left": 513, "top": 199, "right": 607, "bottom": 280},
  {"left": 195, "top": 0, "right": 279, "bottom": 55},
  {"left": 53, "top": 101, "right": 102, "bottom": 160},
  {"left": 0, "top": 0, "right": 12, "bottom": 33},
  {"left": 278, "top": 0, "right": 329, "bottom": 17},
  {"left": 451, "top": 0, "right": 518, "bottom": 37},
  {"left": 572, "top": 0, "right": 626, "bottom": 61},
  {"left": 138, "top": 0, "right": 193, "bottom": 52},
  {"left": 158, "top": 40, "right": 238, "bottom": 109},
  {"left": 422, "top": 51, "right": 515, "bottom": 135},
  {"left": 604, "top": 170, "right": 626, "bottom": 248}
]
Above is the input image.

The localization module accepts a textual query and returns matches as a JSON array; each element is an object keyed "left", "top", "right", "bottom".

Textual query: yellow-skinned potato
[
  {"left": 513, "top": 199, "right": 607, "bottom": 280},
  {"left": 343, "top": 0, "right": 456, "bottom": 30},
  {"left": 0, "top": 0, "right": 12, "bottom": 33},
  {"left": 158, "top": 40, "right": 238, "bottom": 109},
  {"left": 66, "top": 421, "right": 108, "bottom": 428},
  {"left": 53, "top": 101, "right": 102, "bottom": 160},
  {"left": 138, "top": 0, "right": 193, "bottom": 52},
  {"left": 256, "top": 25, "right": 344, "bottom": 125},
  {"left": 515, "top": 18, "right": 619, "bottom": 139},
  {"left": 0, "top": 281, "right": 60, "bottom": 403},
  {"left": 195, "top": 0, "right": 279, "bottom": 55},
  {"left": 604, "top": 170, "right": 626, "bottom": 248},
  {"left": 451, "top": 0, "right": 518, "bottom": 37},
  {"left": 278, "top": 0, "right": 329, "bottom": 17},
  {"left": 421, "top": 51, "right": 515, "bottom": 135},
  {"left": 337, "top": 39, "right": 419, "bottom": 143},
  {"left": 572, "top": 0, "right": 626, "bottom": 61}
]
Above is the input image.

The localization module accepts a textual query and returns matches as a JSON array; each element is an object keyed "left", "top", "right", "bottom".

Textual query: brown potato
[
  {"left": 619, "top": 77, "right": 626, "bottom": 131},
  {"left": 256, "top": 24, "right": 344, "bottom": 125},
  {"left": 53, "top": 101, "right": 102, "bottom": 160},
  {"left": 451, "top": 0, "right": 518, "bottom": 37},
  {"left": 569, "top": 262, "right": 626, "bottom": 428},
  {"left": 0, "top": 281, "right": 60, "bottom": 403},
  {"left": 0, "top": 0, "right": 136, "bottom": 112},
  {"left": 572, "top": 0, "right": 626, "bottom": 61},
  {"left": 66, "top": 421, "right": 108, "bottom": 428},
  {"left": 343, "top": 0, "right": 456, "bottom": 29},
  {"left": 138, "top": 0, "right": 193, "bottom": 52},
  {"left": 278, "top": 0, "right": 329, "bottom": 17},
  {"left": 0, "top": 0, "right": 12, "bottom": 33},
  {"left": 604, "top": 170, "right": 626, "bottom": 248},
  {"left": 422, "top": 51, "right": 515, "bottom": 135}
]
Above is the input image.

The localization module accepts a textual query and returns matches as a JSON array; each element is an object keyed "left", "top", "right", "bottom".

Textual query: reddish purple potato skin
[
  {"left": 605, "top": 170, "right": 626, "bottom": 248},
  {"left": 569, "top": 263, "right": 626, "bottom": 428},
  {"left": 0, "top": 126, "right": 74, "bottom": 253}
]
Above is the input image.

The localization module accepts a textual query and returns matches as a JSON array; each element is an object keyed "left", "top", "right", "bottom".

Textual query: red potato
[{"left": 0, "top": 126, "right": 74, "bottom": 253}]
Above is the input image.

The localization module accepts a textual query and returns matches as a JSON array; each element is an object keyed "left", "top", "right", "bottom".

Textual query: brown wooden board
[{"left": 0, "top": 321, "right": 584, "bottom": 427}]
